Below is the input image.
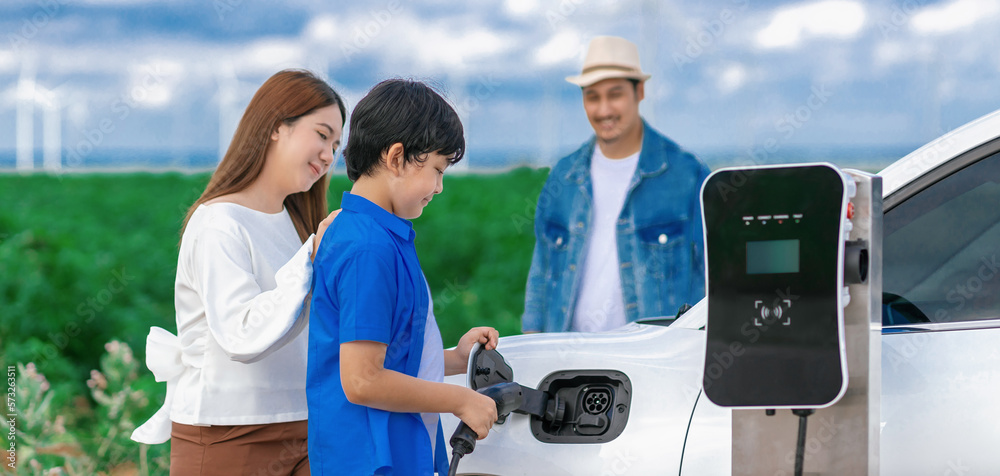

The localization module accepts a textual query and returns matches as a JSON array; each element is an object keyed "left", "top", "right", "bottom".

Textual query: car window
[{"left": 883, "top": 152, "right": 1000, "bottom": 325}]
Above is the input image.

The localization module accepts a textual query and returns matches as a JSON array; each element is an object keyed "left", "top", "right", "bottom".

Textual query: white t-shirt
[
  {"left": 418, "top": 280, "right": 445, "bottom": 455},
  {"left": 571, "top": 146, "right": 640, "bottom": 332},
  {"left": 171, "top": 202, "right": 314, "bottom": 426}
]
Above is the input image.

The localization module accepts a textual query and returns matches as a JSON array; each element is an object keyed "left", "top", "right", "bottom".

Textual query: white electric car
[{"left": 441, "top": 108, "right": 1000, "bottom": 475}]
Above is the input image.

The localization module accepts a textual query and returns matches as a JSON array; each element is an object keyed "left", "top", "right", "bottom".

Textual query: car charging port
[
  {"left": 464, "top": 346, "right": 631, "bottom": 444},
  {"left": 583, "top": 386, "right": 612, "bottom": 414},
  {"left": 574, "top": 385, "right": 614, "bottom": 436},
  {"left": 529, "top": 370, "right": 631, "bottom": 443}
]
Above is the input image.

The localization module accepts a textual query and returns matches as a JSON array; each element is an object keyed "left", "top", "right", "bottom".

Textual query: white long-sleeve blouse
[{"left": 132, "top": 202, "right": 315, "bottom": 443}]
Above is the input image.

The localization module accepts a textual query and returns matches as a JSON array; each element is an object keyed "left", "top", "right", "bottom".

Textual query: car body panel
[{"left": 881, "top": 327, "right": 1000, "bottom": 474}]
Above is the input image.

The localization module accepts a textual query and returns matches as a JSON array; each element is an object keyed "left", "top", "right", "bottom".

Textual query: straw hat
[{"left": 566, "top": 36, "right": 651, "bottom": 88}]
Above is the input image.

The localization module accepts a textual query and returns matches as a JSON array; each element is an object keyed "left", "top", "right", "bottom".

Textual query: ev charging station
[{"left": 701, "top": 164, "right": 882, "bottom": 475}]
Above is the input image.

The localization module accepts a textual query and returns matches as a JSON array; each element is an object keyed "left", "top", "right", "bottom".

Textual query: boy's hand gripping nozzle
[{"left": 448, "top": 382, "right": 524, "bottom": 475}]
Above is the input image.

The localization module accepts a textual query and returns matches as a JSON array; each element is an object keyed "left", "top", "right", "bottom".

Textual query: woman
[{"left": 131, "top": 69, "right": 345, "bottom": 475}]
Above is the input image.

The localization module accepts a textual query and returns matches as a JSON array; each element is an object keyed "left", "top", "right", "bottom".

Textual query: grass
[{"left": 0, "top": 168, "right": 548, "bottom": 395}]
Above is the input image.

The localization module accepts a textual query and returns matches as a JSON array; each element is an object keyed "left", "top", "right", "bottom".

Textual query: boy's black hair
[{"left": 344, "top": 79, "right": 465, "bottom": 182}]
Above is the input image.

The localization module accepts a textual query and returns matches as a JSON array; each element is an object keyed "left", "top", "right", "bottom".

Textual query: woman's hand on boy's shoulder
[{"left": 313, "top": 209, "right": 341, "bottom": 260}]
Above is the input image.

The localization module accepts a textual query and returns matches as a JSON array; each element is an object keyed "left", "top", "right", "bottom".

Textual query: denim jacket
[{"left": 522, "top": 120, "right": 710, "bottom": 332}]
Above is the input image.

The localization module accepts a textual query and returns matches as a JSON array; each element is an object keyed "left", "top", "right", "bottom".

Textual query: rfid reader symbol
[{"left": 754, "top": 299, "right": 792, "bottom": 326}]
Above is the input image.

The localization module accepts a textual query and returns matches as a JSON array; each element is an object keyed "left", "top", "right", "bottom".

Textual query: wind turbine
[
  {"left": 15, "top": 57, "right": 63, "bottom": 171},
  {"left": 16, "top": 58, "right": 35, "bottom": 170},
  {"left": 639, "top": 0, "right": 659, "bottom": 125},
  {"left": 216, "top": 64, "right": 240, "bottom": 164},
  {"left": 35, "top": 85, "right": 62, "bottom": 171},
  {"left": 447, "top": 72, "right": 471, "bottom": 171}
]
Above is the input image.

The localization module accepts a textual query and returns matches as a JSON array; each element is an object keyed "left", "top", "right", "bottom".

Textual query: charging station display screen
[{"left": 746, "top": 239, "right": 800, "bottom": 274}]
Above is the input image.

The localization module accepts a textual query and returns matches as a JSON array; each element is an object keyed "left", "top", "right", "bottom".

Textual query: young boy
[{"left": 307, "top": 79, "right": 500, "bottom": 475}]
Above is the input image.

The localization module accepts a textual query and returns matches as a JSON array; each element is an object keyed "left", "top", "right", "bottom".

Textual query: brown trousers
[{"left": 170, "top": 420, "right": 309, "bottom": 476}]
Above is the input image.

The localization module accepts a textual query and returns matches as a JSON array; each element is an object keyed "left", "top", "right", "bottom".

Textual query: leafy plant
[
  {"left": 5, "top": 362, "right": 93, "bottom": 475},
  {"left": 85, "top": 341, "right": 168, "bottom": 475},
  {"left": 3, "top": 345, "right": 169, "bottom": 475}
]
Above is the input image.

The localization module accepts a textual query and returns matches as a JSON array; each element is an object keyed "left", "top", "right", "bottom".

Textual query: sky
[{"left": 1, "top": 0, "right": 999, "bottom": 170}]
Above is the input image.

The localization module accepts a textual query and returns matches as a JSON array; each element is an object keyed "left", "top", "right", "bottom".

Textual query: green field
[{"left": 0, "top": 168, "right": 548, "bottom": 474}]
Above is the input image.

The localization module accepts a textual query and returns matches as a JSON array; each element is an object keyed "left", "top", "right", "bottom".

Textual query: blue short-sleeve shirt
[{"left": 307, "top": 192, "right": 449, "bottom": 476}]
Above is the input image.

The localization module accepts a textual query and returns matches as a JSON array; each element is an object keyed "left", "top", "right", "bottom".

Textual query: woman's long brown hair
[{"left": 181, "top": 70, "right": 346, "bottom": 243}]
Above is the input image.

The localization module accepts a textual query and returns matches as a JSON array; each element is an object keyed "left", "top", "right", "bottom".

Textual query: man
[{"left": 522, "top": 36, "right": 710, "bottom": 333}]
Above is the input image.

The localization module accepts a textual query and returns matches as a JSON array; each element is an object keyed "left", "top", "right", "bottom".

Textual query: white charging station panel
[{"left": 701, "top": 163, "right": 850, "bottom": 409}]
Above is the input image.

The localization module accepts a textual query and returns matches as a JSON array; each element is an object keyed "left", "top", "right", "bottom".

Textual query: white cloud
[
  {"left": 46, "top": 47, "right": 122, "bottom": 75},
  {"left": 32, "top": 83, "right": 61, "bottom": 109},
  {"left": 717, "top": 63, "right": 747, "bottom": 95},
  {"left": 0, "top": 85, "right": 17, "bottom": 110},
  {"left": 436, "top": 29, "right": 510, "bottom": 66},
  {"left": 872, "top": 39, "right": 936, "bottom": 69},
  {"left": 237, "top": 39, "right": 307, "bottom": 75},
  {"left": 125, "top": 59, "right": 185, "bottom": 109},
  {"left": 367, "top": 13, "right": 515, "bottom": 75},
  {"left": 66, "top": 100, "right": 90, "bottom": 128},
  {"left": 505, "top": 0, "right": 540, "bottom": 17},
  {"left": 872, "top": 40, "right": 908, "bottom": 68},
  {"left": 534, "top": 29, "right": 583, "bottom": 67},
  {"left": 304, "top": 15, "right": 342, "bottom": 44},
  {"left": 911, "top": 0, "right": 1000, "bottom": 34},
  {"left": 756, "top": 0, "right": 866, "bottom": 49},
  {"left": 0, "top": 50, "right": 16, "bottom": 74}
]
